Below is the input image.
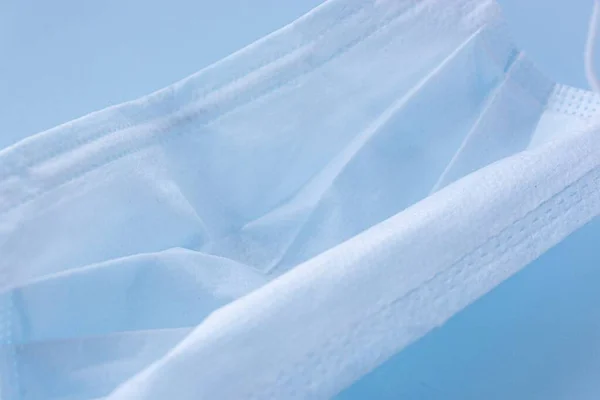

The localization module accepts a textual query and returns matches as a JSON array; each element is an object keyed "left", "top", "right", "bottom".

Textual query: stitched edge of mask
[{"left": 0, "top": 0, "right": 497, "bottom": 216}]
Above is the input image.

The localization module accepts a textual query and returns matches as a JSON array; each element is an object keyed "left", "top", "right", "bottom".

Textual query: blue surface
[
  {"left": 498, "top": 0, "right": 595, "bottom": 89},
  {"left": 0, "top": 0, "right": 323, "bottom": 149},
  {"left": 0, "top": 0, "right": 597, "bottom": 149}
]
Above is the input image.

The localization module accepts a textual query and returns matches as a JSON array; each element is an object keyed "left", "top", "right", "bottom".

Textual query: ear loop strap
[{"left": 585, "top": 0, "right": 600, "bottom": 92}]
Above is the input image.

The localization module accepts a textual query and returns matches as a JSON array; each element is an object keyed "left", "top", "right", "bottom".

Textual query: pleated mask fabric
[{"left": 2, "top": 0, "right": 600, "bottom": 399}]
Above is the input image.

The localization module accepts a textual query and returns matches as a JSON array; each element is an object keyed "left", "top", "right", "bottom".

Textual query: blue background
[{"left": 0, "top": 0, "right": 597, "bottom": 148}]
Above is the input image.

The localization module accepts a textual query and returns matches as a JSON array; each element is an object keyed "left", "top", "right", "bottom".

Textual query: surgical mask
[{"left": 2, "top": 0, "right": 600, "bottom": 399}]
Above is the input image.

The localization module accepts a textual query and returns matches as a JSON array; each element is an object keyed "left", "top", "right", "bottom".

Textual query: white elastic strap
[{"left": 585, "top": 0, "right": 600, "bottom": 92}]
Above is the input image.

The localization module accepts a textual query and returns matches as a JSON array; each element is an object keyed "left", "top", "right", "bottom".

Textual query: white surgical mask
[{"left": 2, "top": 0, "right": 600, "bottom": 399}]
